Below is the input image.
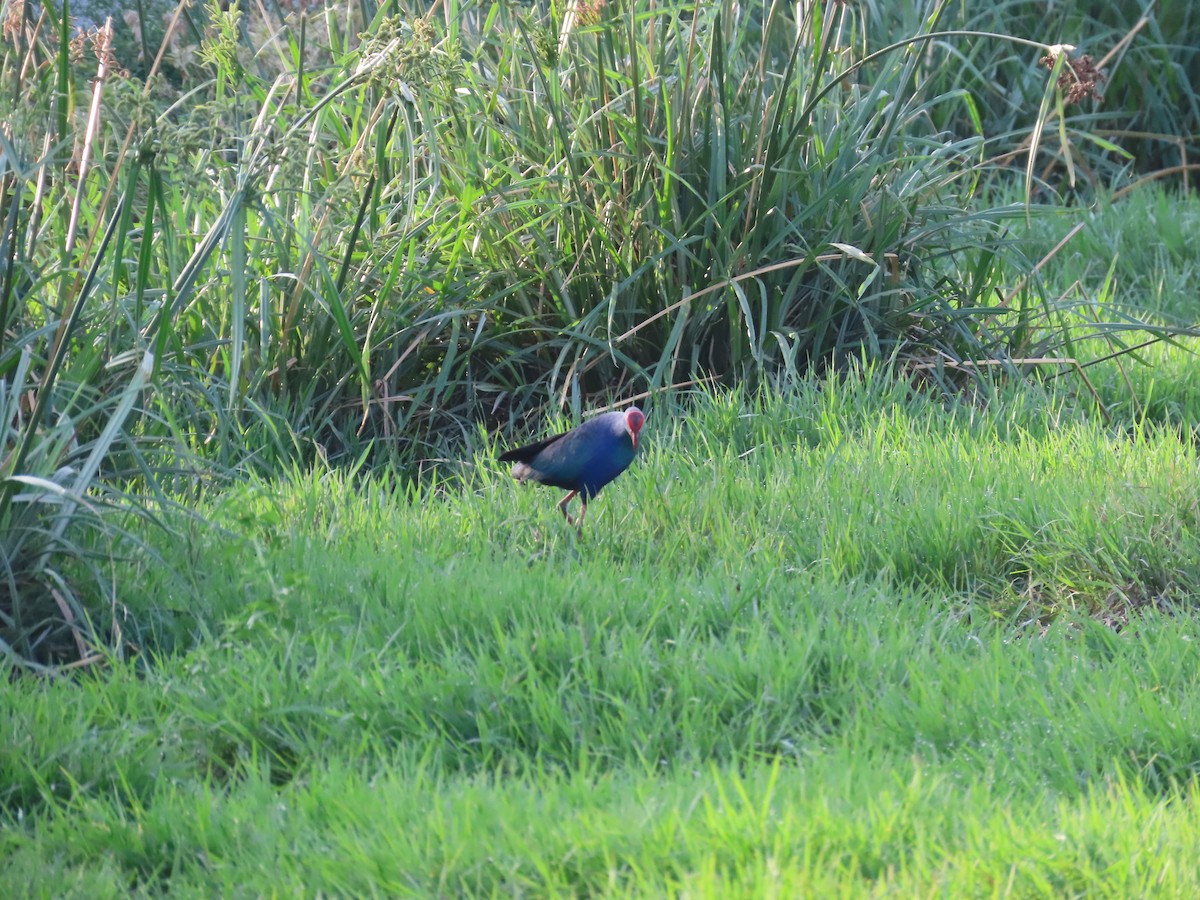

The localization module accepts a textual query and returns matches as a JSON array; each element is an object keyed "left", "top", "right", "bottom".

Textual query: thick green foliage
[
  {"left": 1, "top": 0, "right": 1198, "bottom": 667},
  {"left": 885, "top": 0, "right": 1200, "bottom": 176},
  {"left": 0, "top": 0, "right": 1166, "bottom": 469}
]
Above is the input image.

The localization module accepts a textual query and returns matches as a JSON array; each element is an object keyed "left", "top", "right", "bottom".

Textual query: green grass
[
  {"left": 5, "top": 377, "right": 1200, "bottom": 894},
  {"left": 7, "top": 754, "right": 1200, "bottom": 895},
  {"left": 1024, "top": 185, "right": 1200, "bottom": 325},
  {"left": 1013, "top": 184, "right": 1200, "bottom": 429}
]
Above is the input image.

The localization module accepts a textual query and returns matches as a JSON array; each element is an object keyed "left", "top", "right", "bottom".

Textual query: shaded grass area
[
  {"left": 5, "top": 376, "right": 1200, "bottom": 893},
  {"left": 1015, "top": 185, "right": 1200, "bottom": 433}
]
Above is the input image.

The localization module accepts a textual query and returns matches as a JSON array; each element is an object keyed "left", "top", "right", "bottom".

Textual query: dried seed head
[
  {"left": 1039, "top": 48, "right": 1105, "bottom": 105},
  {"left": 3, "top": 0, "right": 24, "bottom": 44},
  {"left": 576, "top": 0, "right": 608, "bottom": 26}
]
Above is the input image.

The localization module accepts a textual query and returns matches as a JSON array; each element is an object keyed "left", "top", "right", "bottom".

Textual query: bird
[{"left": 499, "top": 406, "right": 646, "bottom": 530}]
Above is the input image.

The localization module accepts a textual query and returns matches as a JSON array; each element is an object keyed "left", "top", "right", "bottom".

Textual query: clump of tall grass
[
  {"left": 0, "top": 8, "right": 182, "bottom": 668},
  {"left": 875, "top": 0, "right": 1200, "bottom": 182},
  {"left": 323, "top": 0, "right": 1173, "bottom": 429},
  {"left": 3, "top": 0, "right": 1163, "bottom": 467}
]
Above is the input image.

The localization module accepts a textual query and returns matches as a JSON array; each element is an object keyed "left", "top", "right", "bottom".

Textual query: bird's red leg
[
  {"left": 558, "top": 490, "right": 578, "bottom": 525},
  {"left": 576, "top": 498, "right": 587, "bottom": 532}
]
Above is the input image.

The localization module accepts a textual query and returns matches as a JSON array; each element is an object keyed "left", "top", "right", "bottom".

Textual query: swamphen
[{"left": 499, "top": 406, "right": 646, "bottom": 529}]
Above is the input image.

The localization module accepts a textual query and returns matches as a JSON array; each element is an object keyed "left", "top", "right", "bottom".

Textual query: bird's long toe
[{"left": 558, "top": 490, "right": 579, "bottom": 525}]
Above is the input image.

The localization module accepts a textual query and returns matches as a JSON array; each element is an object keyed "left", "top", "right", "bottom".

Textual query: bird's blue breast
[{"left": 577, "top": 440, "right": 636, "bottom": 498}]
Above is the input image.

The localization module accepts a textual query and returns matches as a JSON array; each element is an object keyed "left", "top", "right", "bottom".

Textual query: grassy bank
[{"left": 5, "top": 377, "right": 1200, "bottom": 894}]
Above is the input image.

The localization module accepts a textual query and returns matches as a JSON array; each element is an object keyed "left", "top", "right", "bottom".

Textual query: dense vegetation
[
  {"left": 3, "top": 0, "right": 1200, "bottom": 891},
  {"left": 5, "top": 0, "right": 1197, "bottom": 664}
]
